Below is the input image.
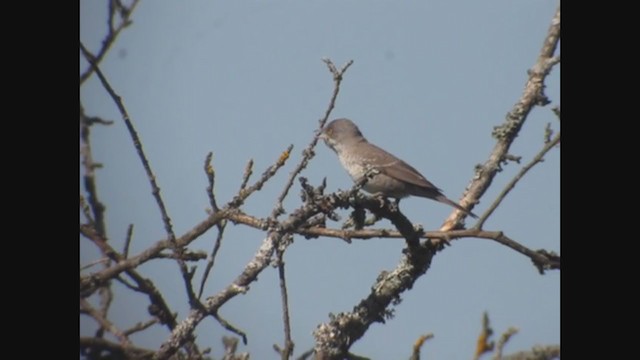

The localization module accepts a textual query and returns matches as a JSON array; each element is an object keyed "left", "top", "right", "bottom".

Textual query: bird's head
[{"left": 319, "top": 118, "right": 365, "bottom": 150}]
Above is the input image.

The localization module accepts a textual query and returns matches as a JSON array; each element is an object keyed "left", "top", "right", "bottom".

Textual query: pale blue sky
[{"left": 80, "top": 1, "right": 559, "bottom": 359}]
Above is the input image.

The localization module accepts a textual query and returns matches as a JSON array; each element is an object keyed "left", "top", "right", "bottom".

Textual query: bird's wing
[{"left": 363, "top": 142, "right": 443, "bottom": 192}]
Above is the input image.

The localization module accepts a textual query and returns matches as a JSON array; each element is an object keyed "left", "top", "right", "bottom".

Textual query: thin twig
[
  {"left": 198, "top": 153, "right": 230, "bottom": 298},
  {"left": 269, "top": 61, "right": 354, "bottom": 357},
  {"left": 270, "top": 59, "right": 354, "bottom": 219},
  {"left": 475, "top": 131, "right": 560, "bottom": 229},
  {"left": 213, "top": 312, "right": 248, "bottom": 345},
  {"left": 96, "top": 283, "right": 114, "bottom": 340},
  {"left": 474, "top": 312, "right": 494, "bottom": 360},
  {"left": 80, "top": 257, "right": 110, "bottom": 271},
  {"left": 551, "top": 106, "right": 560, "bottom": 121},
  {"left": 80, "top": 41, "right": 177, "bottom": 243},
  {"left": 80, "top": 194, "right": 95, "bottom": 225},
  {"left": 81, "top": 146, "right": 293, "bottom": 298},
  {"left": 197, "top": 220, "right": 227, "bottom": 299},
  {"left": 155, "top": 188, "right": 360, "bottom": 359},
  {"left": 81, "top": 298, "right": 131, "bottom": 346},
  {"left": 123, "top": 224, "right": 134, "bottom": 258},
  {"left": 80, "top": 42, "right": 201, "bottom": 310},
  {"left": 410, "top": 333, "right": 434, "bottom": 360},
  {"left": 154, "top": 62, "right": 351, "bottom": 358},
  {"left": 80, "top": 104, "right": 108, "bottom": 236},
  {"left": 79, "top": 0, "right": 141, "bottom": 85},
  {"left": 114, "top": 274, "right": 142, "bottom": 291},
  {"left": 492, "top": 327, "right": 519, "bottom": 360},
  {"left": 198, "top": 153, "right": 228, "bottom": 298},
  {"left": 231, "top": 146, "right": 294, "bottom": 209},
  {"left": 204, "top": 152, "right": 219, "bottom": 212},
  {"left": 240, "top": 159, "right": 254, "bottom": 190},
  {"left": 80, "top": 208, "right": 229, "bottom": 296},
  {"left": 222, "top": 336, "right": 250, "bottom": 360},
  {"left": 502, "top": 345, "right": 560, "bottom": 360},
  {"left": 80, "top": 225, "right": 181, "bottom": 336},
  {"left": 124, "top": 318, "right": 159, "bottom": 336},
  {"left": 276, "top": 244, "right": 294, "bottom": 359}
]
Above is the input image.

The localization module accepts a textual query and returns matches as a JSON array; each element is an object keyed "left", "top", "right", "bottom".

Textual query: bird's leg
[
  {"left": 364, "top": 212, "right": 383, "bottom": 226},
  {"left": 368, "top": 192, "right": 388, "bottom": 209},
  {"left": 391, "top": 198, "right": 401, "bottom": 212},
  {"left": 343, "top": 206, "right": 366, "bottom": 230}
]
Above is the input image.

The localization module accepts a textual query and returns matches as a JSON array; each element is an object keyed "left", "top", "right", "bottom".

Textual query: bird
[{"left": 319, "top": 118, "right": 477, "bottom": 218}]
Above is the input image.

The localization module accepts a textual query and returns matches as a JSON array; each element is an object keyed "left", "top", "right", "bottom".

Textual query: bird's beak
[{"left": 317, "top": 129, "right": 327, "bottom": 140}]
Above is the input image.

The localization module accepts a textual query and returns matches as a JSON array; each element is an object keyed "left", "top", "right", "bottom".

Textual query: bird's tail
[{"left": 435, "top": 195, "right": 478, "bottom": 219}]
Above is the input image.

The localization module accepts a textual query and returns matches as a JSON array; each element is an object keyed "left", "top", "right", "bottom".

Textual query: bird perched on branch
[{"left": 319, "top": 118, "right": 477, "bottom": 218}]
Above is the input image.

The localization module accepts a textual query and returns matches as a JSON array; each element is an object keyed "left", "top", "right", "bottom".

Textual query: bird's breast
[{"left": 337, "top": 153, "right": 368, "bottom": 180}]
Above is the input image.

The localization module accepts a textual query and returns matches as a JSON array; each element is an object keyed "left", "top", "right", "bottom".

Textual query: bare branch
[
  {"left": 441, "top": 5, "right": 560, "bottom": 231},
  {"left": 502, "top": 345, "right": 560, "bottom": 360},
  {"left": 123, "top": 224, "right": 134, "bottom": 258},
  {"left": 79, "top": 207, "right": 222, "bottom": 295},
  {"left": 80, "top": 224, "right": 192, "bottom": 352},
  {"left": 156, "top": 182, "right": 387, "bottom": 359},
  {"left": 79, "top": 0, "right": 141, "bottom": 85},
  {"left": 474, "top": 312, "right": 494, "bottom": 360},
  {"left": 214, "top": 312, "right": 248, "bottom": 346},
  {"left": 80, "top": 104, "right": 108, "bottom": 236},
  {"left": 222, "top": 336, "right": 250, "bottom": 360},
  {"left": 476, "top": 131, "right": 560, "bottom": 229},
  {"left": 198, "top": 153, "right": 229, "bottom": 298},
  {"left": 80, "top": 336, "right": 155, "bottom": 360},
  {"left": 268, "top": 61, "right": 354, "bottom": 358},
  {"left": 240, "top": 159, "right": 255, "bottom": 191},
  {"left": 551, "top": 106, "right": 560, "bottom": 121},
  {"left": 155, "top": 199, "right": 329, "bottom": 358},
  {"left": 80, "top": 42, "right": 207, "bottom": 313},
  {"left": 80, "top": 194, "right": 95, "bottom": 225},
  {"left": 82, "top": 142, "right": 295, "bottom": 296},
  {"left": 270, "top": 59, "right": 354, "bottom": 219},
  {"left": 204, "top": 152, "right": 220, "bottom": 212},
  {"left": 410, "top": 333, "right": 434, "bottom": 360},
  {"left": 124, "top": 318, "right": 159, "bottom": 336},
  {"left": 96, "top": 284, "right": 115, "bottom": 339},
  {"left": 87, "top": 40, "right": 195, "bottom": 293},
  {"left": 81, "top": 298, "right": 131, "bottom": 346},
  {"left": 275, "top": 244, "right": 295, "bottom": 360},
  {"left": 231, "top": 145, "right": 294, "bottom": 209},
  {"left": 80, "top": 257, "right": 110, "bottom": 271},
  {"left": 197, "top": 219, "right": 227, "bottom": 299},
  {"left": 493, "top": 327, "right": 519, "bottom": 360}
]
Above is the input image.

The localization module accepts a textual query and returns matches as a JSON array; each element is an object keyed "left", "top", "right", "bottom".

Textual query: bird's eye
[{"left": 325, "top": 128, "right": 333, "bottom": 135}]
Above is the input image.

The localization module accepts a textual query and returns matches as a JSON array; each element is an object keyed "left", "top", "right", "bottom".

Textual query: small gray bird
[{"left": 319, "top": 118, "right": 477, "bottom": 218}]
